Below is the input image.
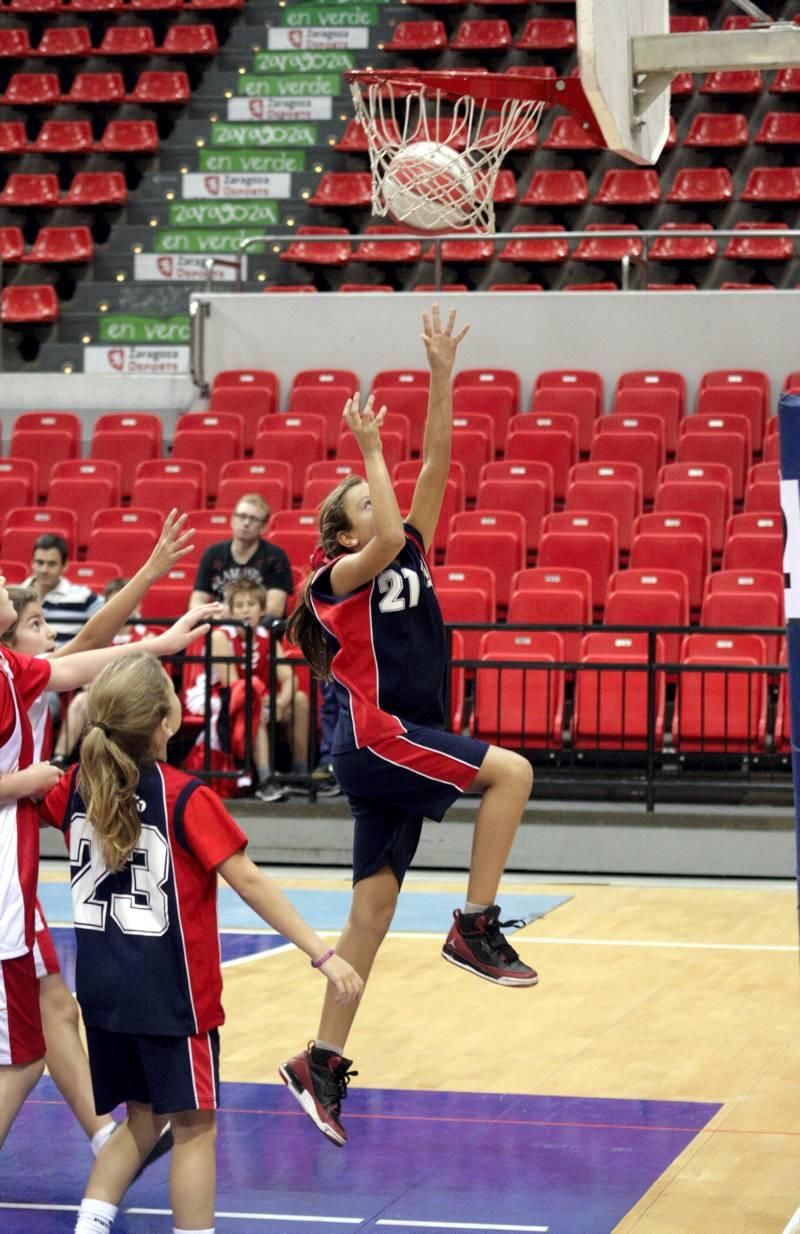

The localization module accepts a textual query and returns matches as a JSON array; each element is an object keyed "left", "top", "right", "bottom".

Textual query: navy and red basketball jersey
[
  {"left": 39, "top": 762, "right": 247, "bottom": 1036},
  {"left": 310, "top": 524, "right": 448, "bottom": 753}
]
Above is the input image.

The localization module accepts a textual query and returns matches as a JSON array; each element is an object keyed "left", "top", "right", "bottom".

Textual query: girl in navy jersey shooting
[
  {"left": 280, "top": 306, "right": 537, "bottom": 1148},
  {"left": 39, "top": 652, "right": 362, "bottom": 1234}
]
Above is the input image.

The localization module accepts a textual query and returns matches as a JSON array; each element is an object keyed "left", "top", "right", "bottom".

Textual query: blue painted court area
[
  {"left": 37, "top": 883, "right": 570, "bottom": 933},
  {"left": 2, "top": 1078, "right": 720, "bottom": 1234},
  {"left": 47, "top": 927, "right": 287, "bottom": 992}
]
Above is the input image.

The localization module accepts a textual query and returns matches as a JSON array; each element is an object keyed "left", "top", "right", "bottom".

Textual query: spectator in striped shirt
[{"left": 25, "top": 535, "right": 104, "bottom": 648}]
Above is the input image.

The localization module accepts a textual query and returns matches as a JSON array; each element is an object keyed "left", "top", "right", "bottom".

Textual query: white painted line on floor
[
  {"left": 382, "top": 932, "right": 798, "bottom": 953},
  {"left": 221, "top": 942, "right": 294, "bottom": 969},
  {"left": 377, "top": 1222, "right": 548, "bottom": 1232},
  {"left": 0, "top": 1204, "right": 362, "bottom": 1225}
]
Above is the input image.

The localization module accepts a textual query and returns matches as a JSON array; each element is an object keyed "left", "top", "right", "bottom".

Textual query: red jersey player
[
  {"left": 0, "top": 567, "right": 219, "bottom": 1151},
  {"left": 40, "top": 652, "right": 361, "bottom": 1234},
  {"left": 280, "top": 307, "right": 537, "bottom": 1148}
]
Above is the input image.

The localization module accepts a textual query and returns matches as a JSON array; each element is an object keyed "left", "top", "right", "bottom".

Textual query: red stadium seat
[
  {"left": 131, "top": 477, "right": 202, "bottom": 520},
  {"left": 507, "top": 571, "right": 589, "bottom": 664},
  {"left": 655, "top": 462, "right": 732, "bottom": 556},
  {"left": 515, "top": 17, "right": 575, "bottom": 50},
  {"left": 308, "top": 173, "right": 373, "bottom": 210},
  {"left": 136, "top": 458, "right": 207, "bottom": 509},
  {"left": 532, "top": 370, "right": 603, "bottom": 455},
  {"left": 473, "top": 631, "right": 565, "bottom": 749},
  {"left": 0, "top": 228, "right": 24, "bottom": 263},
  {"left": 446, "top": 529, "right": 521, "bottom": 612},
  {"left": 604, "top": 574, "right": 686, "bottom": 664},
  {"left": 1, "top": 285, "right": 58, "bottom": 325},
  {"left": 572, "top": 224, "right": 643, "bottom": 264},
  {"left": 158, "top": 24, "right": 218, "bottom": 55},
  {"left": 724, "top": 222, "right": 794, "bottom": 262},
  {"left": 0, "top": 174, "right": 60, "bottom": 208},
  {"left": 593, "top": 169, "right": 660, "bottom": 206},
  {"left": 520, "top": 170, "right": 589, "bottom": 208},
  {"left": 432, "top": 563, "right": 496, "bottom": 658},
  {"left": 219, "top": 459, "right": 292, "bottom": 510},
  {"left": 481, "top": 459, "right": 554, "bottom": 512},
  {"left": 677, "top": 413, "right": 751, "bottom": 502},
  {"left": 48, "top": 478, "right": 117, "bottom": 551},
  {"left": 542, "top": 114, "right": 601, "bottom": 151},
  {"left": 87, "top": 528, "right": 158, "bottom": 577},
  {"left": 71, "top": 561, "right": 122, "bottom": 589},
  {"left": 566, "top": 474, "right": 639, "bottom": 554},
  {"left": 700, "top": 70, "right": 763, "bottom": 95},
  {"left": 128, "top": 70, "right": 191, "bottom": 105},
  {"left": 666, "top": 167, "right": 733, "bottom": 204},
  {"left": 280, "top": 227, "right": 352, "bottom": 268},
  {"left": 353, "top": 226, "right": 423, "bottom": 266},
  {"left": 505, "top": 420, "right": 577, "bottom": 502},
  {"left": 741, "top": 167, "right": 800, "bottom": 203},
  {"left": 24, "top": 227, "right": 93, "bottom": 265},
  {"left": 497, "top": 225, "right": 570, "bottom": 264},
  {"left": 10, "top": 429, "right": 74, "bottom": 498},
  {"left": 385, "top": 21, "right": 448, "bottom": 52},
  {"left": 649, "top": 223, "right": 718, "bottom": 263},
  {"left": 684, "top": 112, "right": 749, "bottom": 148},
  {"left": 177, "top": 411, "right": 244, "bottom": 456},
  {"left": 1, "top": 73, "right": 60, "bottom": 106},
  {"left": 630, "top": 512, "right": 710, "bottom": 612},
  {"left": 139, "top": 579, "right": 193, "bottom": 623},
  {"left": 572, "top": 632, "right": 665, "bottom": 751},
  {"left": 253, "top": 431, "right": 323, "bottom": 504},
  {"left": 538, "top": 511, "right": 617, "bottom": 616},
  {"left": 5, "top": 507, "right": 77, "bottom": 557},
  {"left": 92, "top": 509, "right": 164, "bottom": 541},
  {"left": 476, "top": 479, "right": 549, "bottom": 558},
  {"left": 95, "top": 120, "right": 159, "bottom": 154},
  {"left": 31, "top": 120, "right": 93, "bottom": 154},
  {"left": 755, "top": 112, "right": 800, "bottom": 145},
  {"left": 51, "top": 458, "right": 121, "bottom": 505},
  {"left": 63, "top": 172, "right": 127, "bottom": 208},
  {"left": 0, "top": 122, "right": 28, "bottom": 155},
  {"left": 0, "top": 458, "right": 37, "bottom": 503},
  {"left": 698, "top": 369, "right": 769, "bottom": 453},
  {"left": 0, "top": 29, "right": 33, "bottom": 57},
  {"left": 171, "top": 429, "right": 239, "bottom": 500},
  {"left": 0, "top": 477, "right": 33, "bottom": 513},
  {"left": 673, "top": 633, "right": 768, "bottom": 753},
  {"left": 66, "top": 73, "right": 126, "bottom": 105},
  {"left": 449, "top": 18, "right": 513, "bottom": 49},
  {"left": 35, "top": 26, "right": 92, "bottom": 56},
  {"left": 99, "top": 25, "right": 157, "bottom": 55},
  {"left": 701, "top": 587, "right": 781, "bottom": 665},
  {"left": 14, "top": 411, "right": 81, "bottom": 452}
]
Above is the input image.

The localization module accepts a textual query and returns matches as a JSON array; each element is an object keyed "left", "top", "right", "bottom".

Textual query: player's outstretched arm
[
  {"left": 47, "top": 604, "right": 221, "bottom": 693},
  {"left": 407, "top": 305, "right": 469, "bottom": 554},
  {"left": 329, "top": 392, "right": 406, "bottom": 597},
  {"left": 218, "top": 850, "right": 363, "bottom": 1005},
  {"left": 55, "top": 510, "right": 196, "bottom": 657}
]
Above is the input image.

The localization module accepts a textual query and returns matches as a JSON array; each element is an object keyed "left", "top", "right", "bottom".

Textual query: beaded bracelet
[{"left": 311, "top": 947, "right": 335, "bottom": 969}]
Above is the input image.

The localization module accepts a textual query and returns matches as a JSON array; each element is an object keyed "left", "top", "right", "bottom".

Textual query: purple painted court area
[{"left": 3, "top": 1078, "right": 720, "bottom": 1234}]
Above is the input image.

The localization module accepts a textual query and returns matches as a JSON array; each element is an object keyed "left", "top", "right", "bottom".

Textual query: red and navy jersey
[
  {"left": 310, "top": 524, "right": 447, "bottom": 753},
  {"left": 40, "top": 762, "right": 247, "bottom": 1036},
  {"left": 0, "top": 647, "right": 52, "bottom": 960}
]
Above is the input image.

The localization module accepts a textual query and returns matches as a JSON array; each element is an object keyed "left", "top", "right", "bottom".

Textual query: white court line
[
  {"left": 377, "top": 1222, "right": 548, "bottom": 1231},
  {"left": 0, "top": 1204, "right": 361, "bottom": 1225},
  {"left": 221, "top": 942, "right": 294, "bottom": 970},
  {"left": 381, "top": 932, "right": 798, "bottom": 953}
]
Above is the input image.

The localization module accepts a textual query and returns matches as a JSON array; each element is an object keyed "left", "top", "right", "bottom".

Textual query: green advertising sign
[
  {"left": 99, "top": 315, "right": 191, "bottom": 345},
  {"left": 283, "top": 5, "right": 380, "bottom": 26},
  {"left": 238, "top": 73, "right": 340, "bottom": 97},
  {"left": 199, "top": 149, "right": 305, "bottom": 173},
  {"left": 211, "top": 122, "right": 318, "bottom": 147},
  {"left": 169, "top": 200, "right": 280, "bottom": 227},
  {"left": 251, "top": 50, "right": 355, "bottom": 73},
  {"left": 155, "top": 229, "right": 265, "bottom": 254}
]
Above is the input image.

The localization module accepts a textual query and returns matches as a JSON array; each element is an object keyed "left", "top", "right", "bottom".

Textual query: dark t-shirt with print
[{"left": 194, "top": 539, "right": 294, "bottom": 604}]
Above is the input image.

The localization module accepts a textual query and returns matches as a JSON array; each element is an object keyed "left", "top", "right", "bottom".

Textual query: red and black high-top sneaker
[
  {"left": 442, "top": 905, "right": 539, "bottom": 987},
  {"left": 279, "top": 1042, "right": 358, "bottom": 1147}
]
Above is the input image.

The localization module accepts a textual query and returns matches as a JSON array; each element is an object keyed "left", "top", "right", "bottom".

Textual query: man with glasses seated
[{"left": 189, "top": 495, "right": 293, "bottom": 619}]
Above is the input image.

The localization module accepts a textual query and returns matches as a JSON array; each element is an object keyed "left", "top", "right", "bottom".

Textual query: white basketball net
[{"left": 350, "top": 78, "right": 546, "bottom": 234}]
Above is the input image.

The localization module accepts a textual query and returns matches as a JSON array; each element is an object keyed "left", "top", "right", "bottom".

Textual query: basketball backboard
[{"left": 577, "top": 0, "right": 671, "bottom": 165}]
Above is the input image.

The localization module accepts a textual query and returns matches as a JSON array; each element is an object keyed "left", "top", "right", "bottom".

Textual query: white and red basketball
[{"left": 382, "top": 141, "right": 475, "bottom": 232}]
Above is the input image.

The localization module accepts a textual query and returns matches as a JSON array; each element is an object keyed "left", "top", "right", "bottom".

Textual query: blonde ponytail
[{"left": 79, "top": 654, "right": 172, "bottom": 872}]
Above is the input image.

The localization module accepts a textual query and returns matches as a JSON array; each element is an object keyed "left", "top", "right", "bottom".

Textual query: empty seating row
[{"left": 0, "top": 32, "right": 217, "bottom": 91}]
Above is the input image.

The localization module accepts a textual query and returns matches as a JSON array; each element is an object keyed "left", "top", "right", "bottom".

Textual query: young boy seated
[{"left": 183, "top": 579, "right": 310, "bottom": 803}]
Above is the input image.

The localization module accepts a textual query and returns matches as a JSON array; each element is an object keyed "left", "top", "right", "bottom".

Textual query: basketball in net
[{"left": 381, "top": 140, "right": 476, "bottom": 232}]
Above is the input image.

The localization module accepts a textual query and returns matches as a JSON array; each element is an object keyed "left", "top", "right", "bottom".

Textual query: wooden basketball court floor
[{"left": 3, "top": 863, "right": 799, "bottom": 1233}]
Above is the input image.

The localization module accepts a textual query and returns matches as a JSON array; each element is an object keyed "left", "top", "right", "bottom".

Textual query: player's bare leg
[
  {"left": 280, "top": 865, "right": 398, "bottom": 1146},
  {"left": 442, "top": 746, "right": 538, "bottom": 987},
  {"left": 169, "top": 1108, "right": 216, "bottom": 1229},
  {"left": 39, "top": 973, "right": 113, "bottom": 1142},
  {"left": 81, "top": 1101, "right": 166, "bottom": 1204},
  {"left": 0, "top": 1057, "right": 44, "bottom": 1148}
]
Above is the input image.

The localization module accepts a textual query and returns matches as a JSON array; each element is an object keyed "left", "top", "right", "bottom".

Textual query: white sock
[
  {"left": 90, "top": 1122, "right": 117, "bottom": 1156},
  {"left": 464, "top": 901, "right": 489, "bottom": 916},
  {"left": 174, "top": 1228, "right": 215, "bottom": 1233},
  {"left": 74, "top": 1199, "right": 118, "bottom": 1234}
]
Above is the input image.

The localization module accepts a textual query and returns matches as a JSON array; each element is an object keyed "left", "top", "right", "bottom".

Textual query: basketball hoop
[{"left": 345, "top": 69, "right": 605, "bottom": 235}]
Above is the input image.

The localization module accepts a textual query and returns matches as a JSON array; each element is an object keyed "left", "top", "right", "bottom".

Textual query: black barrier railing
[{"left": 40, "top": 615, "right": 792, "bottom": 810}]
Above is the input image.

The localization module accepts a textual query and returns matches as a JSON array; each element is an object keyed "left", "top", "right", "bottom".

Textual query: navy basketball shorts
[
  {"left": 86, "top": 1025, "right": 221, "bottom": 1116},
  {"left": 333, "top": 724, "right": 490, "bottom": 887}
]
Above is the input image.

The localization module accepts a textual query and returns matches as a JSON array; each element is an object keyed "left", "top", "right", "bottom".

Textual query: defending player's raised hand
[
  {"left": 143, "top": 509, "right": 196, "bottom": 580},
  {"left": 153, "top": 603, "right": 223, "bottom": 655},
  {"left": 319, "top": 953, "right": 364, "bottom": 1006},
  {"left": 420, "top": 304, "right": 470, "bottom": 378},
  {"left": 342, "top": 392, "right": 388, "bottom": 458}
]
